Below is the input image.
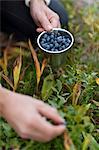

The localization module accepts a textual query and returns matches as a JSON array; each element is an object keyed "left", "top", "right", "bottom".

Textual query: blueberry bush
[{"left": 0, "top": 0, "right": 99, "bottom": 149}]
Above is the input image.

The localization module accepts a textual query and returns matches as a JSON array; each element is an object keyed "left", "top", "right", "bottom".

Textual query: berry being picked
[{"left": 40, "top": 30, "right": 72, "bottom": 52}]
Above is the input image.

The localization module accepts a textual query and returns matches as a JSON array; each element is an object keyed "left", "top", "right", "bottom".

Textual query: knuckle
[
  {"left": 45, "top": 131, "right": 54, "bottom": 141},
  {"left": 19, "top": 129, "right": 28, "bottom": 139},
  {"left": 39, "top": 101, "right": 44, "bottom": 106},
  {"left": 44, "top": 136, "right": 51, "bottom": 142},
  {"left": 26, "top": 117, "right": 35, "bottom": 129},
  {"left": 20, "top": 133, "right": 27, "bottom": 139},
  {"left": 55, "top": 14, "right": 60, "bottom": 20},
  {"left": 35, "top": 100, "right": 44, "bottom": 107},
  {"left": 45, "top": 135, "right": 53, "bottom": 142},
  {"left": 51, "top": 107, "right": 58, "bottom": 113},
  {"left": 40, "top": 137, "right": 51, "bottom": 142}
]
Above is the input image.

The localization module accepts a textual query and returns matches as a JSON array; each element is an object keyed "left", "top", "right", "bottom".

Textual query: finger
[
  {"left": 58, "top": 21, "right": 61, "bottom": 28},
  {"left": 33, "top": 114, "right": 65, "bottom": 142},
  {"left": 52, "top": 124, "right": 66, "bottom": 138},
  {"left": 38, "top": 13, "right": 53, "bottom": 31},
  {"left": 37, "top": 102, "right": 65, "bottom": 124},
  {"left": 22, "top": 131, "right": 49, "bottom": 142},
  {"left": 50, "top": 17, "right": 59, "bottom": 28},
  {"left": 48, "top": 11, "right": 60, "bottom": 28},
  {"left": 28, "top": 131, "right": 50, "bottom": 142},
  {"left": 36, "top": 27, "right": 45, "bottom": 32}
]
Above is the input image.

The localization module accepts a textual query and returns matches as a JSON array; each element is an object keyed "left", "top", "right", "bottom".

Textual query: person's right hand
[
  {"left": 30, "top": 0, "right": 61, "bottom": 32},
  {"left": 1, "top": 88, "right": 65, "bottom": 142}
]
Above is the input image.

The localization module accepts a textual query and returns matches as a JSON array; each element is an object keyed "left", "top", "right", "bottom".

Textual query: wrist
[
  {"left": 26, "top": 0, "right": 43, "bottom": 7},
  {"left": 25, "top": 0, "right": 51, "bottom": 7}
]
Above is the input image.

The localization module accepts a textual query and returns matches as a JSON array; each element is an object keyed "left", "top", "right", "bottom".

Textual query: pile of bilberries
[{"left": 40, "top": 31, "right": 72, "bottom": 52}]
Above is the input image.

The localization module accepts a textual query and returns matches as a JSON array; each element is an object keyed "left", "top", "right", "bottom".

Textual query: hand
[
  {"left": 30, "top": 0, "right": 61, "bottom": 32},
  {"left": 1, "top": 88, "right": 65, "bottom": 142}
]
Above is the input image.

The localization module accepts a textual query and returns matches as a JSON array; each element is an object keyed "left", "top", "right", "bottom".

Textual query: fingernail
[
  {"left": 63, "top": 121, "right": 67, "bottom": 126},
  {"left": 60, "top": 118, "right": 66, "bottom": 125},
  {"left": 60, "top": 121, "right": 67, "bottom": 126},
  {"left": 61, "top": 118, "right": 65, "bottom": 122}
]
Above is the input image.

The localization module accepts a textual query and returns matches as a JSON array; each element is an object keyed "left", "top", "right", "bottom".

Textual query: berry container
[{"left": 37, "top": 28, "right": 74, "bottom": 68}]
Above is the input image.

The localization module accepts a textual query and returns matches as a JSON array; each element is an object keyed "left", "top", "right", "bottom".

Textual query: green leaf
[
  {"left": 41, "top": 74, "right": 55, "bottom": 101},
  {"left": 56, "top": 79, "right": 62, "bottom": 93},
  {"left": 89, "top": 135, "right": 99, "bottom": 150},
  {"left": 82, "top": 134, "right": 99, "bottom": 150}
]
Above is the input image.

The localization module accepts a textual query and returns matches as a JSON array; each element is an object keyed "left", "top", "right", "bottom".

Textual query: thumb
[
  {"left": 51, "top": 125, "right": 66, "bottom": 138},
  {"left": 38, "top": 13, "right": 52, "bottom": 31}
]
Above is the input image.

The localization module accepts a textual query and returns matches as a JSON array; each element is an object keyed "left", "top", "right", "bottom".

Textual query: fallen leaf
[
  {"left": 92, "top": 100, "right": 99, "bottom": 107},
  {"left": 0, "top": 49, "right": 8, "bottom": 75},
  {"left": 20, "top": 64, "right": 30, "bottom": 81},
  {"left": 13, "top": 49, "right": 22, "bottom": 91},
  {"left": 41, "top": 58, "right": 47, "bottom": 75},
  {"left": 88, "top": 32, "right": 93, "bottom": 39},
  {"left": 29, "top": 39, "right": 41, "bottom": 86},
  {"left": 3, "top": 34, "right": 13, "bottom": 75},
  {"left": 96, "top": 78, "right": 99, "bottom": 85},
  {"left": 2, "top": 74, "right": 14, "bottom": 90},
  {"left": 72, "top": 82, "right": 81, "bottom": 105},
  {"left": 64, "top": 129, "right": 76, "bottom": 150},
  {"left": 13, "top": 41, "right": 29, "bottom": 49}
]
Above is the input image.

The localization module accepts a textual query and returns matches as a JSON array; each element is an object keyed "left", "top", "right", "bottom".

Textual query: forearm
[{"left": 0, "top": 86, "right": 9, "bottom": 116}]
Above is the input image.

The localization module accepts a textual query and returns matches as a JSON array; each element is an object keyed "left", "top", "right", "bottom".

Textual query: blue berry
[
  {"left": 50, "top": 39, "right": 54, "bottom": 43},
  {"left": 42, "top": 43, "right": 47, "bottom": 49},
  {"left": 43, "top": 34, "right": 48, "bottom": 38},
  {"left": 65, "top": 42, "right": 69, "bottom": 47},
  {"left": 50, "top": 33, "right": 55, "bottom": 39},
  {"left": 41, "top": 38, "right": 46, "bottom": 42},
  {"left": 46, "top": 45, "right": 50, "bottom": 50},
  {"left": 62, "top": 45, "right": 66, "bottom": 50},
  {"left": 57, "top": 36, "right": 63, "bottom": 43},
  {"left": 67, "top": 38, "right": 71, "bottom": 43},
  {"left": 57, "top": 32, "right": 61, "bottom": 36},
  {"left": 62, "top": 38, "right": 66, "bottom": 43},
  {"left": 51, "top": 48, "right": 55, "bottom": 51},
  {"left": 50, "top": 44, "right": 53, "bottom": 48},
  {"left": 59, "top": 47, "right": 62, "bottom": 51},
  {"left": 46, "top": 37, "right": 50, "bottom": 42},
  {"left": 55, "top": 42, "right": 59, "bottom": 48},
  {"left": 41, "top": 41, "right": 45, "bottom": 45}
]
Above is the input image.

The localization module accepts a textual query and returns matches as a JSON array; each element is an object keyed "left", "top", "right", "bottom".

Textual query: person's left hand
[{"left": 30, "top": 0, "right": 61, "bottom": 32}]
